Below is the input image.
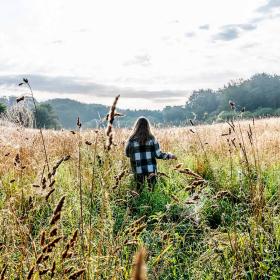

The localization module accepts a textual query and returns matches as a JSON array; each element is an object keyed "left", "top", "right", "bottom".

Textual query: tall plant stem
[
  {"left": 196, "top": 132, "right": 209, "bottom": 164},
  {"left": 26, "top": 81, "right": 50, "bottom": 174},
  {"left": 89, "top": 133, "right": 98, "bottom": 250},
  {"left": 77, "top": 120, "right": 84, "bottom": 257}
]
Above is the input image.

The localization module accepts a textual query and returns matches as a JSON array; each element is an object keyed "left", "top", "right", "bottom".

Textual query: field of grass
[{"left": 0, "top": 116, "right": 280, "bottom": 279}]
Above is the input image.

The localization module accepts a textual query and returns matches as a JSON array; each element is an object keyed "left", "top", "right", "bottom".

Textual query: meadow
[{"left": 0, "top": 113, "right": 280, "bottom": 279}]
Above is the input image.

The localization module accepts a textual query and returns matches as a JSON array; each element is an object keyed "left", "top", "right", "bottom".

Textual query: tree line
[{"left": 1, "top": 73, "right": 280, "bottom": 129}]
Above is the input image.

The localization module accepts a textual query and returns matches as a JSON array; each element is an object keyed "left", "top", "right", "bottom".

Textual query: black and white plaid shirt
[{"left": 125, "top": 138, "right": 172, "bottom": 174}]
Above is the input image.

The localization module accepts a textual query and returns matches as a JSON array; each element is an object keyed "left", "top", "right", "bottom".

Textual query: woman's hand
[{"left": 169, "top": 154, "right": 177, "bottom": 160}]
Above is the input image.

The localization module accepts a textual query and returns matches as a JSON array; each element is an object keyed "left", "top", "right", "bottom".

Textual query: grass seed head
[
  {"left": 50, "top": 261, "right": 56, "bottom": 277},
  {"left": 27, "top": 266, "right": 35, "bottom": 280},
  {"left": 40, "top": 231, "right": 46, "bottom": 246},
  {"left": 70, "top": 229, "right": 78, "bottom": 246},
  {"left": 50, "top": 212, "right": 61, "bottom": 225},
  {"left": 69, "top": 269, "right": 86, "bottom": 279},
  {"left": 50, "top": 226, "right": 58, "bottom": 237},
  {"left": 46, "top": 188, "right": 55, "bottom": 201},
  {"left": 131, "top": 247, "right": 147, "bottom": 280},
  {"left": 53, "top": 196, "right": 66, "bottom": 216},
  {"left": 64, "top": 266, "right": 74, "bottom": 274},
  {"left": 39, "top": 268, "right": 49, "bottom": 275}
]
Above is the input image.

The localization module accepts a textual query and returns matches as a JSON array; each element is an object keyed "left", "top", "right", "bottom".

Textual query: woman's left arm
[
  {"left": 125, "top": 141, "right": 131, "bottom": 157},
  {"left": 154, "top": 139, "right": 176, "bottom": 160}
]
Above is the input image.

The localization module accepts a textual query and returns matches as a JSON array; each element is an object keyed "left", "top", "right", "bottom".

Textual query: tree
[
  {"left": 34, "top": 103, "right": 61, "bottom": 129},
  {"left": 186, "top": 89, "right": 220, "bottom": 120},
  {"left": 0, "top": 102, "right": 6, "bottom": 114},
  {"left": 162, "top": 106, "right": 188, "bottom": 124},
  {"left": 219, "top": 74, "right": 280, "bottom": 112}
]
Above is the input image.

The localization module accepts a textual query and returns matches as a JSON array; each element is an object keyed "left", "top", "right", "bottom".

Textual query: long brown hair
[{"left": 128, "top": 117, "right": 154, "bottom": 144}]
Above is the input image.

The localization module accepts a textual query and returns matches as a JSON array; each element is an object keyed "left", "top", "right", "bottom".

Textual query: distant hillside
[
  {"left": 45, "top": 98, "right": 109, "bottom": 128},
  {"left": 1, "top": 73, "right": 280, "bottom": 129},
  {"left": 44, "top": 98, "right": 163, "bottom": 129}
]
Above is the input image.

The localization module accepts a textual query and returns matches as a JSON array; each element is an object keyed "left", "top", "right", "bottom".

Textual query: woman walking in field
[{"left": 125, "top": 117, "right": 176, "bottom": 191}]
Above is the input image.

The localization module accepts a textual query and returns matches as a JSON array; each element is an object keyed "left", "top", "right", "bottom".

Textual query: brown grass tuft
[{"left": 131, "top": 247, "right": 147, "bottom": 280}]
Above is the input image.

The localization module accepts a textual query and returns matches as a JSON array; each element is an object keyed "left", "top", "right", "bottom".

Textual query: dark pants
[{"left": 134, "top": 174, "right": 157, "bottom": 192}]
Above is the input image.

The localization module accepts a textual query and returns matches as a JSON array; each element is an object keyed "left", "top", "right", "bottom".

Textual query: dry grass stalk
[
  {"left": 171, "top": 194, "right": 180, "bottom": 203},
  {"left": 113, "top": 239, "right": 138, "bottom": 254},
  {"left": 48, "top": 179, "right": 55, "bottom": 188},
  {"left": 16, "top": 96, "right": 25, "bottom": 103},
  {"left": 50, "top": 261, "right": 56, "bottom": 277},
  {"left": 69, "top": 229, "right": 78, "bottom": 246},
  {"left": 148, "top": 172, "right": 169, "bottom": 180},
  {"left": 124, "top": 216, "right": 146, "bottom": 235},
  {"left": 62, "top": 245, "right": 70, "bottom": 259},
  {"left": 53, "top": 196, "right": 66, "bottom": 216},
  {"left": 69, "top": 269, "right": 86, "bottom": 279},
  {"left": 19, "top": 78, "right": 51, "bottom": 173},
  {"left": 104, "top": 111, "right": 124, "bottom": 121},
  {"left": 50, "top": 155, "right": 70, "bottom": 178},
  {"left": 229, "top": 100, "right": 236, "bottom": 110},
  {"left": 177, "top": 168, "right": 203, "bottom": 180},
  {"left": 40, "top": 231, "right": 46, "bottom": 246},
  {"left": 76, "top": 116, "right": 85, "bottom": 256},
  {"left": 14, "top": 153, "right": 20, "bottom": 166},
  {"left": 130, "top": 216, "right": 146, "bottom": 228},
  {"left": 130, "top": 224, "right": 147, "bottom": 237},
  {"left": 213, "top": 190, "right": 238, "bottom": 202},
  {"left": 64, "top": 266, "right": 74, "bottom": 274},
  {"left": 39, "top": 268, "right": 49, "bottom": 275},
  {"left": 62, "top": 230, "right": 78, "bottom": 259},
  {"left": 113, "top": 170, "right": 127, "bottom": 189},
  {"left": 105, "top": 95, "right": 120, "bottom": 150},
  {"left": 27, "top": 266, "right": 35, "bottom": 280},
  {"left": 0, "top": 264, "right": 8, "bottom": 280},
  {"left": 50, "top": 212, "right": 61, "bottom": 226},
  {"left": 131, "top": 247, "right": 147, "bottom": 280},
  {"left": 36, "top": 253, "right": 49, "bottom": 264},
  {"left": 85, "top": 140, "right": 92, "bottom": 145},
  {"left": 42, "top": 177, "right": 47, "bottom": 189},
  {"left": 50, "top": 226, "right": 58, "bottom": 237},
  {"left": 42, "top": 236, "right": 62, "bottom": 253},
  {"left": 45, "top": 188, "right": 55, "bottom": 201},
  {"left": 42, "top": 255, "right": 50, "bottom": 262},
  {"left": 174, "top": 163, "right": 183, "bottom": 169},
  {"left": 76, "top": 117, "right": 81, "bottom": 128}
]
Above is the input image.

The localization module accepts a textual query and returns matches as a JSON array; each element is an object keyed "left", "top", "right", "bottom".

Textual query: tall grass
[{"left": 0, "top": 106, "right": 280, "bottom": 278}]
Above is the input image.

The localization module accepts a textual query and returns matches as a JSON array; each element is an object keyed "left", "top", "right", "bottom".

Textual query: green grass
[{"left": 1, "top": 127, "right": 280, "bottom": 279}]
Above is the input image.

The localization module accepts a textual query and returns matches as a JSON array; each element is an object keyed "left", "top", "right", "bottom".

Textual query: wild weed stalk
[{"left": 19, "top": 78, "right": 50, "bottom": 174}]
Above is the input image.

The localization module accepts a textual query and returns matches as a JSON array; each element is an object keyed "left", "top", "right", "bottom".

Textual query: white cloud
[{"left": 0, "top": 0, "right": 279, "bottom": 109}]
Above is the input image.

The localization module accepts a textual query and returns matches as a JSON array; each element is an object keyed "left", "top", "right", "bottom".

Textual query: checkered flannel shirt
[{"left": 125, "top": 138, "right": 172, "bottom": 174}]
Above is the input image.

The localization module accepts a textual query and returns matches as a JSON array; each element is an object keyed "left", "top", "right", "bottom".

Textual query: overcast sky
[{"left": 0, "top": 0, "right": 280, "bottom": 109}]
